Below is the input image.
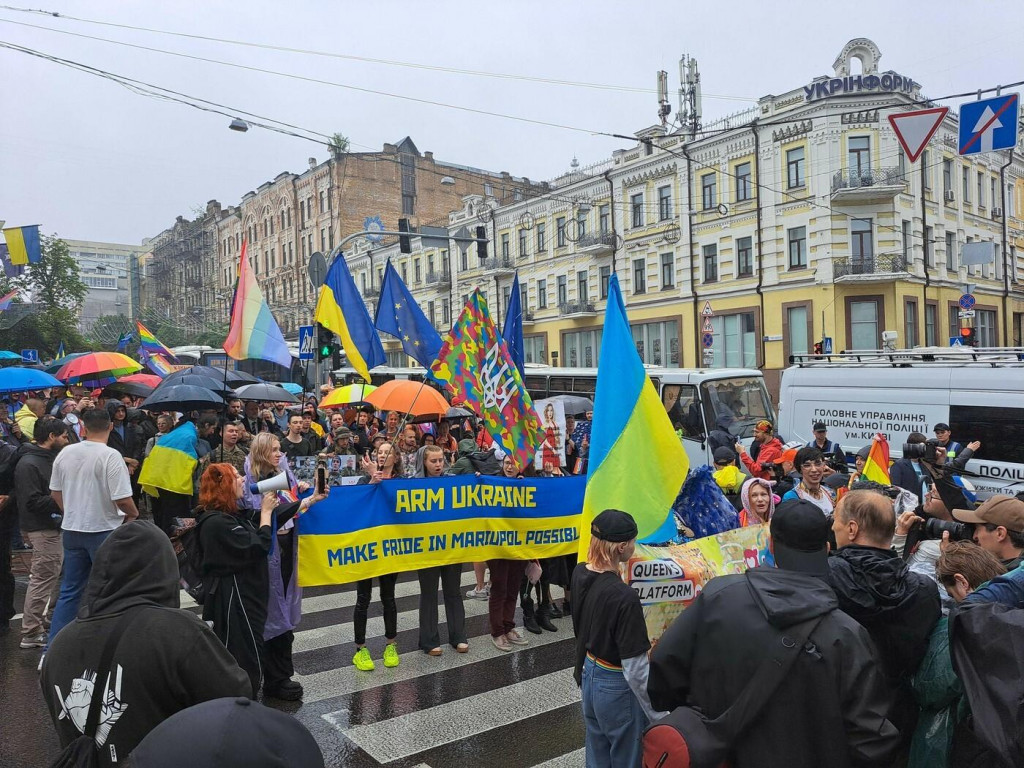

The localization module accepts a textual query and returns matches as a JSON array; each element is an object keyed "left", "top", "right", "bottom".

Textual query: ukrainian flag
[
  {"left": 2, "top": 225, "right": 41, "bottom": 266},
  {"left": 315, "top": 252, "right": 386, "bottom": 383},
  {"left": 139, "top": 421, "right": 198, "bottom": 497},
  {"left": 578, "top": 273, "right": 689, "bottom": 560}
]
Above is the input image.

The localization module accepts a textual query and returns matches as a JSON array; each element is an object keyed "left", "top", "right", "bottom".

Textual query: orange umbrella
[{"left": 363, "top": 379, "right": 450, "bottom": 419}]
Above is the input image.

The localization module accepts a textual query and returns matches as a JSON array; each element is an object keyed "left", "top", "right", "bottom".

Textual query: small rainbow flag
[
  {"left": 136, "top": 320, "right": 174, "bottom": 359},
  {"left": 142, "top": 352, "right": 177, "bottom": 377},
  {"left": 2, "top": 225, "right": 41, "bottom": 266},
  {"left": 861, "top": 433, "right": 891, "bottom": 485},
  {"left": 223, "top": 240, "right": 292, "bottom": 369},
  {"left": 0, "top": 288, "right": 17, "bottom": 310}
]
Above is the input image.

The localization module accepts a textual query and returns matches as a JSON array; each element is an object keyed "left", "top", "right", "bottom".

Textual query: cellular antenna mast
[{"left": 678, "top": 55, "right": 702, "bottom": 139}]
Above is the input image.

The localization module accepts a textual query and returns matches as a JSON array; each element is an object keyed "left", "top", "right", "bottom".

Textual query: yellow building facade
[{"left": 346, "top": 38, "right": 1024, "bottom": 397}]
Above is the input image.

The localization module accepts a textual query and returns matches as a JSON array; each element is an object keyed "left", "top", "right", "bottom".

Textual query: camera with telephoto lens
[
  {"left": 920, "top": 517, "right": 973, "bottom": 542},
  {"left": 902, "top": 439, "right": 943, "bottom": 463}
]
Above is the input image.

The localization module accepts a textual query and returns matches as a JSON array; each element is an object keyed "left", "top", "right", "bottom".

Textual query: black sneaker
[{"left": 264, "top": 679, "right": 303, "bottom": 701}]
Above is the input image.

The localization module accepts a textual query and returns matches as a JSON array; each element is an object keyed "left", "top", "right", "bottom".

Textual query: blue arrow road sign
[
  {"left": 959, "top": 94, "right": 1019, "bottom": 155},
  {"left": 21, "top": 349, "right": 38, "bottom": 363},
  {"left": 959, "top": 293, "right": 976, "bottom": 310},
  {"left": 298, "top": 325, "right": 315, "bottom": 360}
]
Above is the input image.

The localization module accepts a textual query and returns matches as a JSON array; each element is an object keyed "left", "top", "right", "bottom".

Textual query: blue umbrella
[
  {"left": 0, "top": 367, "right": 64, "bottom": 394},
  {"left": 272, "top": 382, "right": 303, "bottom": 395},
  {"left": 0, "top": 350, "right": 23, "bottom": 360}
]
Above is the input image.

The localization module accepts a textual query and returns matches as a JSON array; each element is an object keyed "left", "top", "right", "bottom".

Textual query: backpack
[{"left": 170, "top": 518, "right": 206, "bottom": 604}]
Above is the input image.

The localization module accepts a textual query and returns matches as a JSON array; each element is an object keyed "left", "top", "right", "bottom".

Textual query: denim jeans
[
  {"left": 47, "top": 529, "right": 114, "bottom": 648},
  {"left": 581, "top": 656, "right": 647, "bottom": 768}
]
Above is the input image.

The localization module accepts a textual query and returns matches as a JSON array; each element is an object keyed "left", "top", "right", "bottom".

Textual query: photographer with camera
[
  {"left": 891, "top": 433, "right": 929, "bottom": 499},
  {"left": 951, "top": 495, "right": 1024, "bottom": 571}
]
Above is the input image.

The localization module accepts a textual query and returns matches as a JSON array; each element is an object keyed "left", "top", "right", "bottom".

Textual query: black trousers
[
  {"left": 151, "top": 491, "right": 192, "bottom": 536},
  {"left": 260, "top": 630, "right": 294, "bottom": 690},
  {"left": 0, "top": 508, "right": 14, "bottom": 627},
  {"left": 354, "top": 573, "right": 398, "bottom": 646},
  {"left": 417, "top": 564, "right": 466, "bottom": 651}
]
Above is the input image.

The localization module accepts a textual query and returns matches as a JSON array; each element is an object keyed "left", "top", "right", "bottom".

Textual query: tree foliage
[{"left": 329, "top": 132, "right": 350, "bottom": 158}]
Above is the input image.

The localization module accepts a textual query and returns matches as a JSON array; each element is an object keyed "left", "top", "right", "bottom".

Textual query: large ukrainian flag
[
  {"left": 2, "top": 225, "right": 41, "bottom": 265},
  {"left": 139, "top": 421, "right": 198, "bottom": 497},
  {"left": 578, "top": 273, "right": 689, "bottom": 560},
  {"left": 315, "top": 252, "right": 386, "bottom": 383}
]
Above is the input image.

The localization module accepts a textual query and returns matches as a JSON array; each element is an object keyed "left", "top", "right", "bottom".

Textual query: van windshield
[{"left": 701, "top": 377, "right": 774, "bottom": 440}]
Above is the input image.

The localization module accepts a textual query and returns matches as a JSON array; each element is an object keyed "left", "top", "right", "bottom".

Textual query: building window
[
  {"left": 538, "top": 279, "right": 547, "bottom": 309},
  {"left": 563, "top": 329, "right": 603, "bottom": 367},
  {"left": 320, "top": 228, "right": 326, "bottom": 251},
  {"left": 787, "top": 305, "right": 810, "bottom": 357},
  {"left": 897, "top": 148, "right": 907, "bottom": 180},
  {"left": 946, "top": 232, "right": 956, "bottom": 271},
  {"left": 576, "top": 270, "right": 588, "bottom": 303},
  {"left": 460, "top": 248, "right": 468, "bottom": 271},
  {"left": 703, "top": 244, "right": 718, "bottom": 282},
  {"left": 977, "top": 309, "right": 997, "bottom": 346},
  {"left": 319, "top": 191, "right": 326, "bottom": 213},
  {"left": 520, "top": 285, "right": 528, "bottom": 312},
  {"left": 633, "top": 259, "right": 646, "bottom": 294},
  {"left": 736, "top": 236, "right": 753, "bottom": 277},
  {"left": 557, "top": 275, "right": 568, "bottom": 305},
  {"left": 848, "top": 136, "right": 870, "bottom": 177},
  {"left": 631, "top": 193, "right": 644, "bottom": 228},
  {"left": 991, "top": 177, "right": 998, "bottom": 210},
  {"left": 962, "top": 167, "right": 970, "bottom": 202},
  {"left": 905, "top": 299, "right": 919, "bottom": 347},
  {"left": 442, "top": 298, "right": 450, "bottom": 325},
  {"left": 850, "top": 299, "right": 880, "bottom": 350},
  {"left": 658, "top": 185, "right": 672, "bottom": 220},
  {"left": 925, "top": 303, "right": 937, "bottom": 346},
  {"left": 556, "top": 217, "right": 567, "bottom": 247},
  {"left": 710, "top": 312, "right": 756, "bottom": 368},
  {"left": 427, "top": 254, "right": 434, "bottom": 275},
  {"left": 851, "top": 218, "right": 873, "bottom": 265},
  {"left": 943, "top": 159, "right": 953, "bottom": 196},
  {"left": 786, "top": 146, "right": 805, "bottom": 189},
  {"left": 414, "top": 259, "right": 421, "bottom": 283},
  {"left": 787, "top": 226, "right": 807, "bottom": 269},
  {"left": 949, "top": 304, "right": 962, "bottom": 339},
  {"left": 735, "top": 162, "right": 752, "bottom": 202},
  {"left": 921, "top": 150, "right": 931, "bottom": 190},
  {"left": 978, "top": 171, "right": 985, "bottom": 208},
  {"left": 924, "top": 226, "right": 934, "bottom": 267},
  {"left": 576, "top": 211, "right": 588, "bottom": 240},
  {"left": 501, "top": 233, "right": 510, "bottom": 259},
  {"left": 701, "top": 173, "right": 717, "bottom": 210},
  {"left": 902, "top": 220, "right": 911, "bottom": 262},
  {"left": 599, "top": 205, "right": 610, "bottom": 234},
  {"left": 523, "top": 335, "right": 546, "bottom": 364},
  {"left": 536, "top": 222, "right": 546, "bottom": 252},
  {"left": 660, "top": 252, "right": 674, "bottom": 288},
  {"left": 631, "top": 320, "right": 680, "bottom": 367},
  {"left": 599, "top": 266, "right": 610, "bottom": 299},
  {"left": 400, "top": 263, "right": 408, "bottom": 283},
  {"left": 402, "top": 194, "right": 415, "bottom": 215}
]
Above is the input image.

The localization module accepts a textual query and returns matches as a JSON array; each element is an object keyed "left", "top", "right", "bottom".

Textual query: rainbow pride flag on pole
[
  {"left": 223, "top": 241, "right": 292, "bottom": 369},
  {"left": 578, "top": 273, "right": 689, "bottom": 560},
  {"left": 136, "top": 321, "right": 174, "bottom": 359},
  {"left": 861, "top": 433, "right": 891, "bottom": 485},
  {"left": 139, "top": 421, "right": 198, "bottom": 497},
  {"left": 0, "top": 288, "right": 18, "bottom": 310},
  {"left": 141, "top": 351, "right": 177, "bottom": 377},
  {"left": 2, "top": 225, "right": 41, "bottom": 266}
]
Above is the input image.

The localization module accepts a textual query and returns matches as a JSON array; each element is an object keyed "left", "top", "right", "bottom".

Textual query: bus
[
  {"left": 170, "top": 345, "right": 305, "bottom": 386},
  {"left": 333, "top": 363, "right": 775, "bottom": 469}
]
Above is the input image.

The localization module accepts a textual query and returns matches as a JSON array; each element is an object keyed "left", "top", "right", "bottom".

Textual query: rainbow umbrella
[
  {"left": 320, "top": 383, "right": 377, "bottom": 409},
  {"left": 56, "top": 351, "right": 142, "bottom": 388}
]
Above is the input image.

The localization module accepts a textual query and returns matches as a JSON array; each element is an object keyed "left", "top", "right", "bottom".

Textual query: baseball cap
[
  {"left": 713, "top": 446, "right": 736, "bottom": 465},
  {"left": 933, "top": 423, "right": 951, "bottom": 432},
  {"left": 591, "top": 509, "right": 638, "bottom": 542},
  {"left": 131, "top": 697, "right": 324, "bottom": 768},
  {"left": 953, "top": 495, "right": 1024, "bottom": 532},
  {"left": 770, "top": 499, "right": 831, "bottom": 575},
  {"left": 779, "top": 447, "right": 799, "bottom": 466},
  {"left": 813, "top": 422, "right": 827, "bottom": 432}
]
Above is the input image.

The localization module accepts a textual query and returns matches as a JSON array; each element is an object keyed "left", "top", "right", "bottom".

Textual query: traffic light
[
  {"left": 476, "top": 226, "right": 488, "bottom": 259},
  {"left": 960, "top": 326, "right": 978, "bottom": 347},
  {"left": 398, "top": 218, "right": 412, "bottom": 254},
  {"left": 317, "top": 325, "right": 339, "bottom": 361}
]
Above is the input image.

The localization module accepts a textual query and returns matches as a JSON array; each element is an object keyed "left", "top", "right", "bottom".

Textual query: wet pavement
[{"left": 1, "top": 565, "right": 586, "bottom": 767}]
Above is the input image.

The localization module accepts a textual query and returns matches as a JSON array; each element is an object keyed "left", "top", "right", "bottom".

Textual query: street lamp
[{"left": 229, "top": 118, "right": 249, "bottom": 132}]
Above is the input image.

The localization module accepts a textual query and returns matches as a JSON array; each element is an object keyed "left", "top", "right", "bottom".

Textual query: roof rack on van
[{"left": 788, "top": 347, "right": 1024, "bottom": 368}]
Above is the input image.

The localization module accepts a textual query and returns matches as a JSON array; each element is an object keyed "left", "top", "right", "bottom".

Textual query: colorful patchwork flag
[{"left": 430, "top": 289, "right": 541, "bottom": 472}]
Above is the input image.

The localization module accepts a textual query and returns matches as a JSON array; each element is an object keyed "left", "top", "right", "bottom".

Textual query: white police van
[{"left": 778, "top": 348, "right": 1024, "bottom": 497}]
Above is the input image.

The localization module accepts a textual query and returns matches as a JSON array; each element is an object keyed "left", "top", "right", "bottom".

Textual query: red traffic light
[{"left": 960, "top": 327, "right": 972, "bottom": 336}]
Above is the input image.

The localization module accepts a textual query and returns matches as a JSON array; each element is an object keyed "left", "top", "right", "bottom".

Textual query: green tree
[
  {"left": 22, "top": 235, "right": 87, "bottom": 311},
  {"left": 88, "top": 313, "right": 133, "bottom": 348},
  {"left": 329, "top": 132, "right": 350, "bottom": 158}
]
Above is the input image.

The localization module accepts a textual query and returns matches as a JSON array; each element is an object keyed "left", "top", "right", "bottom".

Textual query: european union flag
[
  {"left": 374, "top": 260, "right": 442, "bottom": 369},
  {"left": 502, "top": 272, "right": 524, "bottom": 376}
]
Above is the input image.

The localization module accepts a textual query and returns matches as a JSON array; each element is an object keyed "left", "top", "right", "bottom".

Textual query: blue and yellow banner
[
  {"left": 298, "top": 474, "right": 585, "bottom": 585},
  {"left": 2, "top": 225, "right": 41, "bottom": 266}
]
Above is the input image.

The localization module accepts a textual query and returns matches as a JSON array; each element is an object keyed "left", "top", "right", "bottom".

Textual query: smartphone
[{"left": 315, "top": 456, "right": 327, "bottom": 495}]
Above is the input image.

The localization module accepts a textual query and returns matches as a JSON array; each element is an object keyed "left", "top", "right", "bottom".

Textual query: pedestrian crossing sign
[
  {"left": 949, "top": 337, "right": 963, "bottom": 347},
  {"left": 298, "top": 325, "right": 315, "bottom": 360}
]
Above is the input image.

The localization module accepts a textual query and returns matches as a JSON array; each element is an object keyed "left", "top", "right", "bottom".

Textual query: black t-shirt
[
  {"left": 281, "top": 435, "right": 314, "bottom": 459},
  {"left": 571, "top": 563, "right": 650, "bottom": 665}
]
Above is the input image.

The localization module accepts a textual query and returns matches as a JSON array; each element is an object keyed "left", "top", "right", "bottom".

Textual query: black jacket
[
  {"left": 649, "top": 567, "right": 898, "bottom": 768},
  {"left": 13, "top": 442, "right": 62, "bottom": 532},
  {"left": 826, "top": 545, "right": 941, "bottom": 737},
  {"left": 41, "top": 521, "right": 250, "bottom": 767},
  {"left": 889, "top": 458, "right": 924, "bottom": 499}
]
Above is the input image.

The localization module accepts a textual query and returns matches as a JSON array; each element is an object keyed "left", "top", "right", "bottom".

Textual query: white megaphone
[{"left": 249, "top": 471, "right": 291, "bottom": 495}]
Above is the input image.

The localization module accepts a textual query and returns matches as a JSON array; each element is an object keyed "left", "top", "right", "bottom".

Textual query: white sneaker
[
  {"left": 466, "top": 587, "right": 489, "bottom": 600},
  {"left": 505, "top": 628, "right": 529, "bottom": 646}
]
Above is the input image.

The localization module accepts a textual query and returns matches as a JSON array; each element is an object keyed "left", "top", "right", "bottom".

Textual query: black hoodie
[
  {"left": 649, "top": 567, "right": 898, "bottom": 768},
  {"left": 41, "top": 521, "right": 251, "bottom": 767},
  {"left": 13, "top": 442, "right": 62, "bottom": 531}
]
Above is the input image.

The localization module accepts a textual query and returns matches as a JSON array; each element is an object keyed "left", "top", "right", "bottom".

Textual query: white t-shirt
[{"left": 50, "top": 440, "right": 134, "bottom": 532}]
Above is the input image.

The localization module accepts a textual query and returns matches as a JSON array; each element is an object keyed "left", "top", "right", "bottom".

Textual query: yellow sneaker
[
  {"left": 353, "top": 646, "right": 375, "bottom": 671},
  {"left": 383, "top": 642, "right": 400, "bottom": 668}
]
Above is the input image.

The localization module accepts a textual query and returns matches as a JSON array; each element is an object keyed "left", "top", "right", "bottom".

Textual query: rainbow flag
[
  {"left": 223, "top": 241, "right": 292, "bottom": 369},
  {"left": 142, "top": 351, "right": 177, "bottom": 377},
  {"left": 2, "top": 225, "right": 41, "bottom": 266},
  {"left": 0, "top": 288, "right": 17, "bottom": 310},
  {"left": 314, "top": 251, "right": 385, "bottom": 382},
  {"left": 430, "top": 289, "right": 541, "bottom": 472},
  {"left": 578, "top": 273, "right": 689, "bottom": 560},
  {"left": 139, "top": 421, "right": 198, "bottom": 497},
  {"left": 136, "top": 320, "right": 173, "bottom": 358},
  {"left": 861, "top": 433, "right": 891, "bottom": 485}
]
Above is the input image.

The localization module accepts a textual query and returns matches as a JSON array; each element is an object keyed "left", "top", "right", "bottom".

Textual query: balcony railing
[
  {"left": 363, "top": 286, "right": 380, "bottom": 298},
  {"left": 479, "top": 257, "right": 516, "bottom": 272},
  {"left": 559, "top": 300, "right": 597, "bottom": 316},
  {"left": 576, "top": 232, "right": 616, "bottom": 254},
  {"left": 833, "top": 255, "right": 908, "bottom": 278},
  {"left": 831, "top": 166, "right": 906, "bottom": 193},
  {"left": 425, "top": 270, "right": 451, "bottom": 286}
]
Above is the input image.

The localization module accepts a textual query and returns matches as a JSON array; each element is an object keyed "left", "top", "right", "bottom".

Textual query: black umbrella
[
  {"left": 157, "top": 373, "right": 235, "bottom": 396},
  {"left": 225, "top": 370, "right": 260, "bottom": 386},
  {"left": 141, "top": 384, "right": 226, "bottom": 412},
  {"left": 233, "top": 383, "right": 300, "bottom": 404},
  {"left": 550, "top": 394, "right": 594, "bottom": 415},
  {"left": 171, "top": 365, "right": 259, "bottom": 387},
  {"left": 102, "top": 381, "right": 155, "bottom": 399}
]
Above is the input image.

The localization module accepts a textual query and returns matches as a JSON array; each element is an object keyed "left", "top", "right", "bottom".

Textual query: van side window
[
  {"left": 701, "top": 378, "right": 774, "bottom": 439},
  {"left": 949, "top": 405, "right": 1024, "bottom": 465},
  {"left": 662, "top": 384, "right": 703, "bottom": 438}
]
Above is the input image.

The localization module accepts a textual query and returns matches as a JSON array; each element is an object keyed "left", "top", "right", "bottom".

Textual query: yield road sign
[
  {"left": 959, "top": 94, "right": 1019, "bottom": 155},
  {"left": 959, "top": 293, "right": 976, "bottom": 310},
  {"left": 298, "top": 325, "right": 315, "bottom": 360},
  {"left": 701, "top": 317, "right": 714, "bottom": 333},
  {"left": 701, "top": 333, "right": 714, "bottom": 349},
  {"left": 701, "top": 300, "right": 714, "bottom": 317},
  {"left": 888, "top": 106, "right": 948, "bottom": 162}
]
